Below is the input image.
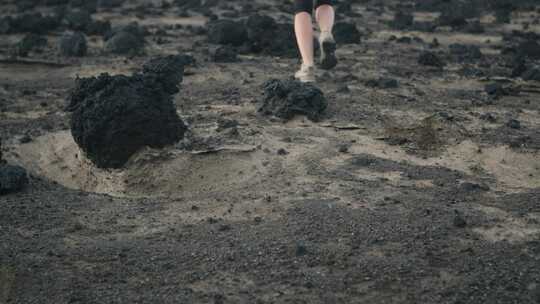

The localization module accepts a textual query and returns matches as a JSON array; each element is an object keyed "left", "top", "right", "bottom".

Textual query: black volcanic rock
[
  {"left": 0, "top": 164, "right": 28, "bottom": 195},
  {"left": 259, "top": 79, "right": 327, "bottom": 122},
  {"left": 67, "top": 55, "right": 187, "bottom": 168}
]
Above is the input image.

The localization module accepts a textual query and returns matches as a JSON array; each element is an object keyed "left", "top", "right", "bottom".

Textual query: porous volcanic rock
[
  {"left": 259, "top": 79, "right": 327, "bottom": 122},
  {"left": 67, "top": 55, "right": 187, "bottom": 168}
]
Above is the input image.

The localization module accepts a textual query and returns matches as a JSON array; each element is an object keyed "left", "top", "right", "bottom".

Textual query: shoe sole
[
  {"left": 320, "top": 39, "right": 337, "bottom": 70},
  {"left": 295, "top": 75, "right": 316, "bottom": 83}
]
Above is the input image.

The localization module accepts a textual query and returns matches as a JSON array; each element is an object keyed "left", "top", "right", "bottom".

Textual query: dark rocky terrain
[{"left": 1, "top": 0, "right": 539, "bottom": 303}]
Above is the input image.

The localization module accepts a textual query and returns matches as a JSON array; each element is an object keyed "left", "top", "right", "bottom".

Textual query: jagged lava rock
[
  {"left": 67, "top": 55, "right": 187, "bottom": 168},
  {"left": 259, "top": 79, "right": 327, "bottom": 122}
]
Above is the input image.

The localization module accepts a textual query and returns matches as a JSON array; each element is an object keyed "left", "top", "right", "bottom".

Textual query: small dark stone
[
  {"left": 19, "top": 134, "right": 32, "bottom": 144},
  {"left": 336, "top": 84, "right": 349, "bottom": 93},
  {"left": 59, "top": 32, "right": 87, "bottom": 57},
  {"left": 0, "top": 138, "right": 3, "bottom": 163},
  {"left": 485, "top": 83, "right": 508, "bottom": 97},
  {"left": 0, "top": 164, "right": 29, "bottom": 195},
  {"left": 295, "top": 241, "right": 307, "bottom": 256},
  {"left": 418, "top": 51, "right": 445, "bottom": 68},
  {"left": 365, "top": 77, "right": 399, "bottom": 89},
  {"left": 277, "top": 148, "right": 289, "bottom": 155},
  {"left": 449, "top": 44, "right": 483, "bottom": 61},
  {"left": 453, "top": 211, "right": 467, "bottom": 228},
  {"left": 479, "top": 112, "right": 497, "bottom": 123},
  {"left": 218, "top": 224, "right": 231, "bottom": 231},
  {"left": 338, "top": 144, "right": 349, "bottom": 153},
  {"left": 210, "top": 45, "right": 237, "bottom": 62},
  {"left": 507, "top": 119, "right": 521, "bottom": 129},
  {"left": 396, "top": 36, "right": 412, "bottom": 44},
  {"left": 459, "top": 182, "right": 490, "bottom": 192}
]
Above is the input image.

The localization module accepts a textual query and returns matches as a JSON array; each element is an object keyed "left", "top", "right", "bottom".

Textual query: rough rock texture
[
  {"left": 0, "top": 13, "right": 60, "bottom": 34},
  {"left": 210, "top": 45, "right": 238, "bottom": 62},
  {"left": 449, "top": 43, "right": 483, "bottom": 61},
  {"left": 207, "top": 19, "right": 247, "bottom": 46},
  {"left": 59, "top": 31, "right": 87, "bottom": 57},
  {"left": 418, "top": 51, "right": 445, "bottom": 67},
  {"left": 365, "top": 77, "right": 399, "bottom": 89},
  {"left": 104, "top": 22, "right": 146, "bottom": 54},
  {"left": 207, "top": 16, "right": 296, "bottom": 57},
  {"left": 522, "top": 66, "right": 540, "bottom": 81},
  {"left": 67, "top": 55, "right": 187, "bottom": 168},
  {"left": 62, "top": 9, "right": 92, "bottom": 31},
  {"left": 391, "top": 11, "right": 414, "bottom": 29},
  {"left": 259, "top": 79, "right": 327, "bottom": 122},
  {"left": 0, "top": 164, "right": 28, "bottom": 195},
  {"left": 244, "top": 14, "right": 296, "bottom": 57},
  {"left": 332, "top": 22, "right": 361, "bottom": 44},
  {"left": 15, "top": 34, "right": 47, "bottom": 57}
]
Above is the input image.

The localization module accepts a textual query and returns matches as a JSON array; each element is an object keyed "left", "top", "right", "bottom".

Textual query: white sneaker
[
  {"left": 319, "top": 30, "right": 337, "bottom": 70},
  {"left": 294, "top": 64, "right": 316, "bottom": 83}
]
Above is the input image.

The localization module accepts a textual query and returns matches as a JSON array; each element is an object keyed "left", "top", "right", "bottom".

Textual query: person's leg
[
  {"left": 294, "top": 0, "right": 315, "bottom": 82},
  {"left": 315, "top": 1, "right": 337, "bottom": 70},
  {"left": 315, "top": 2, "right": 335, "bottom": 33},
  {"left": 294, "top": 0, "right": 314, "bottom": 66}
]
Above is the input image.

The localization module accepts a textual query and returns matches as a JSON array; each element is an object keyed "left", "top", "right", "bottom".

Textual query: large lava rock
[
  {"left": 259, "top": 79, "right": 327, "bottom": 122},
  {"left": 67, "top": 55, "right": 187, "bottom": 168},
  {"left": 244, "top": 14, "right": 296, "bottom": 57}
]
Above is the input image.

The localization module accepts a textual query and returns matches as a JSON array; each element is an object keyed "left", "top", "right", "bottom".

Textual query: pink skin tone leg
[
  {"left": 294, "top": 12, "right": 315, "bottom": 66},
  {"left": 315, "top": 4, "right": 335, "bottom": 33},
  {"left": 294, "top": 5, "right": 335, "bottom": 66}
]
